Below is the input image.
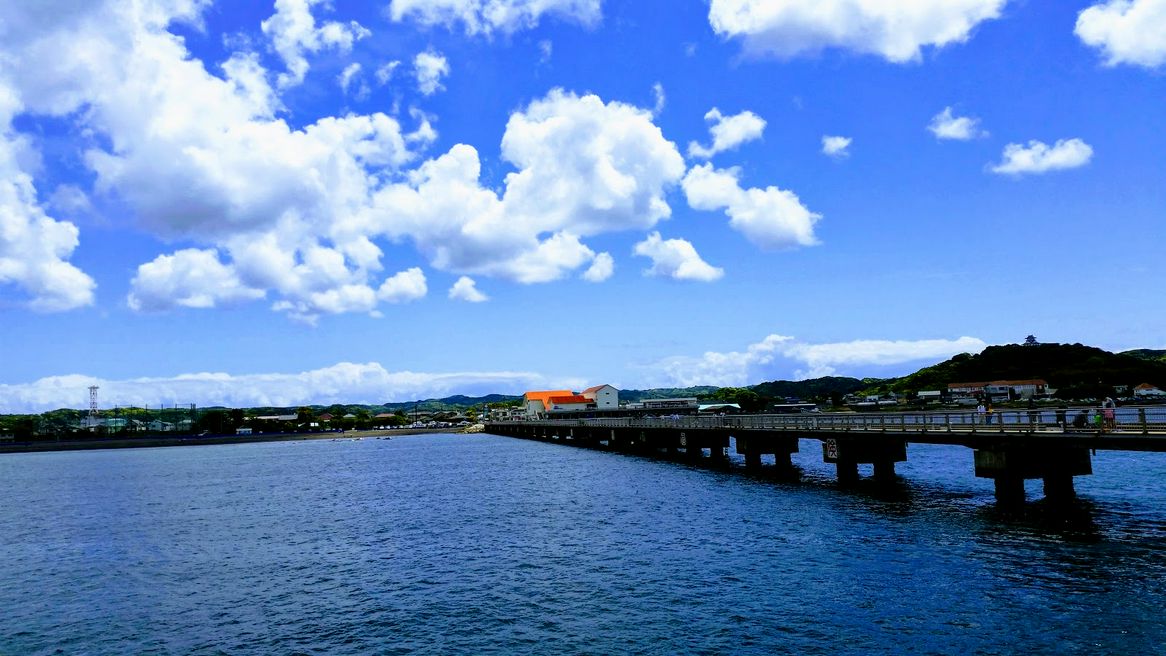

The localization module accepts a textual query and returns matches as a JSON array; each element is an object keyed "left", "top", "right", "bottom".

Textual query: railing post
[
  {"left": 945, "top": 413, "right": 950, "bottom": 432},
  {"left": 1140, "top": 408, "right": 1148, "bottom": 435}
]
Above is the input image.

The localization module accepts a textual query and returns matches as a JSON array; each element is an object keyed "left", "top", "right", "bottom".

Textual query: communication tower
[{"left": 88, "top": 385, "right": 100, "bottom": 429}]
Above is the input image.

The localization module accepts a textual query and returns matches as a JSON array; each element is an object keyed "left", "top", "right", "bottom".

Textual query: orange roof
[
  {"left": 582, "top": 384, "right": 613, "bottom": 394},
  {"left": 524, "top": 390, "right": 574, "bottom": 409},
  {"left": 1136, "top": 383, "right": 1160, "bottom": 390},
  {"left": 548, "top": 395, "right": 591, "bottom": 405}
]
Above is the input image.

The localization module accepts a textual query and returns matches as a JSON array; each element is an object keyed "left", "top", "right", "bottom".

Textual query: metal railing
[{"left": 488, "top": 406, "right": 1166, "bottom": 436}]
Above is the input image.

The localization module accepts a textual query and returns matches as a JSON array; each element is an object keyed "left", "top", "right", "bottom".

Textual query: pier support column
[
  {"left": 822, "top": 438, "right": 906, "bottom": 485},
  {"left": 974, "top": 447, "right": 1091, "bottom": 506},
  {"left": 836, "top": 461, "right": 859, "bottom": 485},
  {"left": 1043, "top": 474, "right": 1076, "bottom": 503},
  {"left": 994, "top": 476, "right": 1026, "bottom": 506},
  {"left": 745, "top": 451, "right": 762, "bottom": 471},
  {"left": 873, "top": 459, "right": 897, "bottom": 482}
]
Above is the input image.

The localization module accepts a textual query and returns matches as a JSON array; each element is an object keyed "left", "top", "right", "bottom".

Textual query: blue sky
[{"left": 1, "top": 0, "right": 1164, "bottom": 412}]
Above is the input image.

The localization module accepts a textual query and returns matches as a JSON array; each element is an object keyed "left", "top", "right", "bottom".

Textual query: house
[
  {"left": 523, "top": 390, "right": 574, "bottom": 419},
  {"left": 236, "top": 427, "right": 253, "bottom": 435},
  {"left": 580, "top": 384, "right": 619, "bottom": 409},
  {"left": 546, "top": 394, "right": 596, "bottom": 413},
  {"left": 1134, "top": 383, "right": 1165, "bottom": 398},
  {"left": 148, "top": 420, "right": 174, "bottom": 432},
  {"left": 917, "top": 390, "right": 943, "bottom": 402},
  {"left": 947, "top": 379, "right": 1048, "bottom": 401}
]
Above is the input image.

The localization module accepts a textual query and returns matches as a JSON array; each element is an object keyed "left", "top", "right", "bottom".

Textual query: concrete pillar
[
  {"left": 837, "top": 461, "right": 859, "bottom": 485},
  {"left": 994, "top": 476, "right": 1025, "bottom": 506},
  {"left": 1043, "top": 474, "right": 1076, "bottom": 503},
  {"left": 873, "top": 459, "right": 896, "bottom": 482},
  {"left": 745, "top": 451, "right": 762, "bottom": 471}
]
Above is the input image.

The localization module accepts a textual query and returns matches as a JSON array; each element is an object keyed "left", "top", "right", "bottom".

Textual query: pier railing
[{"left": 491, "top": 406, "right": 1166, "bottom": 435}]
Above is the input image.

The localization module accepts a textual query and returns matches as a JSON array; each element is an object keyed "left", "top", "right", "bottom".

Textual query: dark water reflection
[{"left": 1, "top": 434, "right": 1164, "bottom": 654}]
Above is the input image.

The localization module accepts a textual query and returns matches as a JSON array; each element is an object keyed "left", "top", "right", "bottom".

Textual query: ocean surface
[{"left": 2, "top": 433, "right": 1165, "bottom": 655}]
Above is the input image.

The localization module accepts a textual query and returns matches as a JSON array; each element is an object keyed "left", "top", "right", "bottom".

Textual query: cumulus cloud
[
  {"left": 389, "top": 0, "right": 602, "bottom": 35},
  {"left": 449, "top": 275, "right": 488, "bottom": 302},
  {"left": 656, "top": 334, "right": 988, "bottom": 387},
  {"left": 0, "top": 4, "right": 686, "bottom": 321},
  {"left": 682, "top": 163, "right": 820, "bottom": 250},
  {"left": 928, "top": 106, "right": 987, "bottom": 140},
  {"left": 353, "top": 89, "right": 686, "bottom": 285},
  {"left": 261, "top": 0, "right": 371, "bottom": 88},
  {"left": 378, "top": 267, "right": 428, "bottom": 303},
  {"left": 708, "top": 0, "right": 1006, "bottom": 63},
  {"left": 0, "top": 363, "right": 586, "bottom": 414},
  {"left": 376, "top": 61, "right": 401, "bottom": 86},
  {"left": 128, "top": 248, "right": 265, "bottom": 311},
  {"left": 821, "top": 135, "right": 852, "bottom": 158},
  {"left": 633, "top": 232, "right": 723, "bottom": 282},
  {"left": 687, "top": 108, "right": 766, "bottom": 159},
  {"left": 414, "top": 50, "right": 450, "bottom": 95},
  {"left": 582, "top": 252, "right": 614, "bottom": 282},
  {"left": 1076, "top": 0, "right": 1166, "bottom": 68},
  {"left": 990, "top": 138, "right": 1094, "bottom": 175},
  {"left": 0, "top": 98, "right": 96, "bottom": 311}
]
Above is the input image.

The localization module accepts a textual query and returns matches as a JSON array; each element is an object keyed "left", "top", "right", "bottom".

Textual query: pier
[{"left": 486, "top": 407, "right": 1166, "bottom": 505}]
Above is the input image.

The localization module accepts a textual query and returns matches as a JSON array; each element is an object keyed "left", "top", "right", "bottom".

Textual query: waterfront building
[
  {"left": 581, "top": 384, "right": 619, "bottom": 409},
  {"left": 522, "top": 390, "right": 574, "bottom": 419}
]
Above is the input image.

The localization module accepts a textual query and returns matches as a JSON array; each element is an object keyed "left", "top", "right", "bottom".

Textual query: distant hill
[
  {"left": 867, "top": 343, "right": 1166, "bottom": 398},
  {"left": 618, "top": 386, "right": 721, "bottom": 402},
  {"left": 1122, "top": 349, "right": 1166, "bottom": 363},
  {"left": 750, "top": 376, "right": 869, "bottom": 400}
]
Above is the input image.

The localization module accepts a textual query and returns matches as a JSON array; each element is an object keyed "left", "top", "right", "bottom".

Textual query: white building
[
  {"left": 1134, "top": 383, "right": 1165, "bottom": 398},
  {"left": 581, "top": 384, "right": 619, "bottom": 409}
]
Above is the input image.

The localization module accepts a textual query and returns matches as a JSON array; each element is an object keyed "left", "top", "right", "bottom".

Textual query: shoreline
[{"left": 0, "top": 428, "right": 459, "bottom": 455}]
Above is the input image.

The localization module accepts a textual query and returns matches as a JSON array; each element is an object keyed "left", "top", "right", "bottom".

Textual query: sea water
[{"left": 2, "top": 433, "right": 1164, "bottom": 654}]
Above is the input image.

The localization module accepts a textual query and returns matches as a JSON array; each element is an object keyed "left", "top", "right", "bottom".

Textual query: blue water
[{"left": 2, "top": 434, "right": 1165, "bottom": 654}]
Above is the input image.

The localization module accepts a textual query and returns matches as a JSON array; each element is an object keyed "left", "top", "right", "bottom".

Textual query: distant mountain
[
  {"left": 618, "top": 386, "right": 721, "bottom": 402},
  {"left": 750, "top": 376, "right": 869, "bottom": 400},
  {"left": 867, "top": 343, "right": 1166, "bottom": 398},
  {"left": 1122, "top": 349, "right": 1166, "bottom": 363}
]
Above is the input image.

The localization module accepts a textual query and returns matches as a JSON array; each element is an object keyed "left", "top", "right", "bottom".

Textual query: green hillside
[{"left": 866, "top": 343, "right": 1166, "bottom": 399}]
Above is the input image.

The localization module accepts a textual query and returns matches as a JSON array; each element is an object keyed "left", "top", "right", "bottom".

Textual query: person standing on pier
[
  {"left": 1103, "top": 397, "right": 1117, "bottom": 431},
  {"left": 976, "top": 402, "right": 986, "bottom": 425}
]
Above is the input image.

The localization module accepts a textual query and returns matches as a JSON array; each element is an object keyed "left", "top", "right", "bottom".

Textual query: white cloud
[
  {"left": 128, "top": 248, "right": 265, "bottom": 311},
  {"left": 652, "top": 82, "right": 666, "bottom": 115},
  {"left": 633, "top": 232, "right": 723, "bottom": 282},
  {"left": 928, "top": 106, "right": 987, "bottom": 140},
  {"left": 0, "top": 4, "right": 686, "bottom": 320},
  {"left": 357, "top": 89, "right": 685, "bottom": 285},
  {"left": 261, "top": 0, "right": 371, "bottom": 88},
  {"left": 990, "top": 138, "right": 1094, "bottom": 175},
  {"left": 414, "top": 50, "right": 450, "bottom": 95},
  {"left": 821, "top": 135, "right": 852, "bottom": 158},
  {"left": 582, "top": 252, "right": 614, "bottom": 282},
  {"left": 539, "top": 40, "right": 554, "bottom": 63},
  {"left": 687, "top": 107, "right": 766, "bottom": 159},
  {"left": 375, "top": 60, "right": 401, "bottom": 85},
  {"left": 449, "top": 275, "right": 488, "bottom": 302},
  {"left": 378, "top": 267, "right": 428, "bottom": 303},
  {"left": 708, "top": 0, "right": 1007, "bottom": 63},
  {"left": 0, "top": 89, "right": 96, "bottom": 312},
  {"left": 0, "top": 363, "right": 587, "bottom": 414},
  {"left": 389, "top": 0, "right": 602, "bottom": 35},
  {"left": 656, "top": 334, "right": 988, "bottom": 387},
  {"left": 1076, "top": 0, "right": 1166, "bottom": 68},
  {"left": 683, "top": 163, "right": 820, "bottom": 250},
  {"left": 338, "top": 62, "right": 362, "bottom": 93}
]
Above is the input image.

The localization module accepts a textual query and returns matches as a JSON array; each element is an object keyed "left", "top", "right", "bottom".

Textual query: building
[
  {"left": 581, "top": 384, "right": 619, "bottom": 409},
  {"left": 1134, "top": 383, "right": 1165, "bottom": 398},
  {"left": 545, "top": 394, "right": 596, "bottom": 413},
  {"left": 947, "top": 380, "right": 1049, "bottom": 401},
  {"left": 523, "top": 390, "right": 574, "bottom": 419}
]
